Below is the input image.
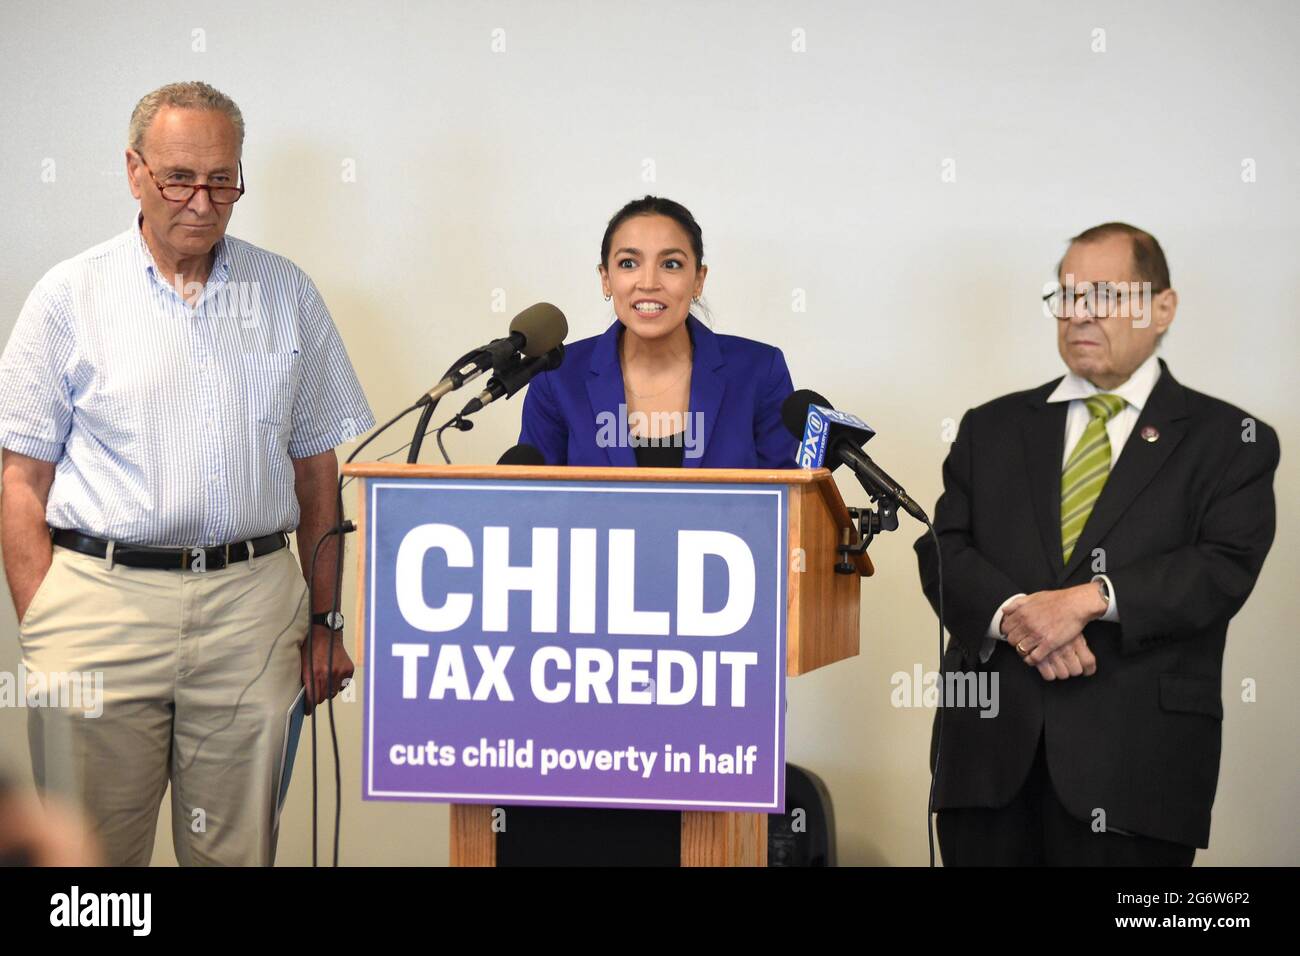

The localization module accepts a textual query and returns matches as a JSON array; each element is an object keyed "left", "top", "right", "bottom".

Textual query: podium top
[{"left": 343, "top": 463, "right": 826, "bottom": 484}]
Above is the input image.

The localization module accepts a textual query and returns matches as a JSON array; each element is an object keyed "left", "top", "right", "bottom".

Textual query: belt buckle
[{"left": 185, "top": 544, "right": 226, "bottom": 572}]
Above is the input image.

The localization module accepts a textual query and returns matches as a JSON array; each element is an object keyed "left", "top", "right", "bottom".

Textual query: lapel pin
[{"left": 1140, "top": 425, "right": 1160, "bottom": 443}]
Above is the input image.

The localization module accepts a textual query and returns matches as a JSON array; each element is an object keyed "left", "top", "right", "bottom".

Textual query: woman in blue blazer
[
  {"left": 504, "top": 197, "right": 798, "bottom": 865},
  {"left": 519, "top": 195, "right": 797, "bottom": 470}
]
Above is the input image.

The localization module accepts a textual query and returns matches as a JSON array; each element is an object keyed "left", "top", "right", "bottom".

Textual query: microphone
[
  {"left": 419, "top": 303, "right": 568, "bottom": 405},
  {"left": 459, "top": 345, "right": 564, "bottom": 417},
  {"left": 497, "top": 443, "right": 546, "bottom": 466},
  {"left": 782, "top": 389, "right": 876, "bottom": 470},
  {"left": 781, "top": 389, "right": 927, "bottom": 522}
]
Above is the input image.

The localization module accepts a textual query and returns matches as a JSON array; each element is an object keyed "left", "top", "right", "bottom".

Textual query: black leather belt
[{"left": 50, "top": 529, "right": 289, "bottom": 571}]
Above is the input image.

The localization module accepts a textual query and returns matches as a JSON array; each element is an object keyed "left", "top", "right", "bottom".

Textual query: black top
[{"left": 631, "top": 436, "right": 686, "bottom": 469}]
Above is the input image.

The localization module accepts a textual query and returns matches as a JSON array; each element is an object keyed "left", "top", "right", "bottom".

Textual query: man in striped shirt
[{"left": 0, "top": 81, "right": 375, "bottom": 865}]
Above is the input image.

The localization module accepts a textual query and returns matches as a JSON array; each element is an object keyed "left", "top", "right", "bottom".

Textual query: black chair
[
  {"left": 768, "top": 763, "right": 836, "bottom": 867},
  {"left": 495, "top": 762, "right": 835, "bottom": 866}
]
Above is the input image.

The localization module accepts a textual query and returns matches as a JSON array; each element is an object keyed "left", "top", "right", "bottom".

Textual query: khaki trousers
[{"left": 18, "top": 543, "right": 308, "bottom": 866}]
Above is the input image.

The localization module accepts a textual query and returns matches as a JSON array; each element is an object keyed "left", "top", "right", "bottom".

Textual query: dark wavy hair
[{"left": 599, "top": 195, "right": 704, "bottom": 270}]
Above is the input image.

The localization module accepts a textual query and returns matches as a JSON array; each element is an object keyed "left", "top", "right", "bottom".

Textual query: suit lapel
[
  {"left": 586, "top": 320, "right": 636, "bottom": 467},
  {"left": 1023, "top": 382, "right": 1069, "bottom": 578},
  {"left": 587, "top": 316, "right": 726, "bottom": 468},
  {"left": 1060, "top": 360, "right": 1188, "bottom": 580},
  {"left": 684, "top": 316, "right": 725, "bottom": 469}
]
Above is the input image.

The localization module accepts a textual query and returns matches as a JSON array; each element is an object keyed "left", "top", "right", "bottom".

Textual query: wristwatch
[{"left": 311, "top": 610, "right": 345, "bottom": 631}]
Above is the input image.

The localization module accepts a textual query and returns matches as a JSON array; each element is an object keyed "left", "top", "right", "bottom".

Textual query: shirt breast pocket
[{"left": 240, "top": 350, "right": 299, "bottom": 431}]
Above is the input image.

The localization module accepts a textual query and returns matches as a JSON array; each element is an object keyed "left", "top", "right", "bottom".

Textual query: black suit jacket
[{"left": 913, "top": 361, "right": 1279, "bottom": 848}]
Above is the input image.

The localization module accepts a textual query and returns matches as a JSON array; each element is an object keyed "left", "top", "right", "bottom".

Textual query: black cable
[
  {"left": 354, "top": 413, "right": 455, "bottom": 475},
  {"left": 405, "top": 346, "right": 501, "bottom": 464},
  {"left": 434, "top": 414, "right": 470, "bottom": 464},
  {"left": 303, "top": 516, "right": 359, "bottom": 865},
  {"left": 924, "top": 519, "right": 945, "bottom": 868},
  {"left": 357, "top": 346, "right": 500, "bottom": 472},
  {"left": 303, "top": 528, "right": 333, "bottom": 867},
  {"left": 301, "top": 352, "right": 496, "bottom": 864},
  {"left": 340, "top": 400, "right": 466, "bottom": 488},
  {"left": 298, "top": 399, "right": 423, "bottom": 867},
  {"left": 406, "top": 401, "right": 439, "bottom": 464},
  {"left": 338, "top": 412, "right": 456, "bottom": 502},
  {"left": 328, "top": 479, "right": 346, "bottom": 867},
  {"left": 348, "top": 402, "right": 423, "bottom": 466}
]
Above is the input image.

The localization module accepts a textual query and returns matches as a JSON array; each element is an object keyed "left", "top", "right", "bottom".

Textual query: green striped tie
[{"left": 1061, "top": 393, "right": 1126, "bottom": 563}]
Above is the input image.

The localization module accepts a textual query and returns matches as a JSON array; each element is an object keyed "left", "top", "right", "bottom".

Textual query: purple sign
[{"left": 361, "top": 478, "right": 786, "bottom": 812}]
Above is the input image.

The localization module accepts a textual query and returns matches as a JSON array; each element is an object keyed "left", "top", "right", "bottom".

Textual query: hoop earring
[
  {"left": 604, "top": 294, "right": 612, "bottom": 302},
  {"left": 692, "top": 295, "right": 700, "bottom": 303}
]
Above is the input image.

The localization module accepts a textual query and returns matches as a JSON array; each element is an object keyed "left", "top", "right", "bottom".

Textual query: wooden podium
[{"left": 343, "top": 463, "right": 871, "bottom": 867}]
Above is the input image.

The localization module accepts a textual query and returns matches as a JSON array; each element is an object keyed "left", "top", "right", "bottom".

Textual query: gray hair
[{"left": 128, "top": 81, "right": 245, "bottom": 154}]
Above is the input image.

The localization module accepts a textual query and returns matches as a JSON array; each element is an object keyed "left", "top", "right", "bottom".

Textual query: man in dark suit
[{"left": 914, "top": 222, "right": 1279, "bottom": 865}]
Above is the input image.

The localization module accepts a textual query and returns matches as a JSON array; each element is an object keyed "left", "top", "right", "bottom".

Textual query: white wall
[{"left": 0, "top": 0, "right": 1295, "bottom": 865}]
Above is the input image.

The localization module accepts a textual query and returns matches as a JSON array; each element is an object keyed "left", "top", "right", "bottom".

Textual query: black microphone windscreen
[
  {"left": 781, "top": 389, "right": 833, "bottom": 439},
  {"left": 540, "top": 343, "right": 564, "bottom": 371},
  {"left": 497, "top": 444, "right": 546, "bottom": 466},
  {"left": 509, "top": 303, "right": 568, "bottom": 357}
]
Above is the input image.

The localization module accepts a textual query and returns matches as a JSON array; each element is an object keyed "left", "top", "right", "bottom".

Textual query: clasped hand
[{"left": 1001, "top": 583, "right": 1108, "bottom": 681}]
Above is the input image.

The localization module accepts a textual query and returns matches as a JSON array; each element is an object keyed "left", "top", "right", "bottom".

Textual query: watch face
[{"left": 327, "top": 611, "right": 345, "bottom": 630}]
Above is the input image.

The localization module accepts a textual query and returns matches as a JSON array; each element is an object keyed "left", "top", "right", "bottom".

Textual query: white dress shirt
[
  {"left": 0, "top": 217, "right": 376, "bottom": 546},
  {"left": 981, "top": 352, "right": 1163, "bottom": 661}
]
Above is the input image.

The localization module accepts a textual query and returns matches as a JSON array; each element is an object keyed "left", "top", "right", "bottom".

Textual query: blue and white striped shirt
[{"left": 0, "top": 218, "right": 375, "bottom": 546}]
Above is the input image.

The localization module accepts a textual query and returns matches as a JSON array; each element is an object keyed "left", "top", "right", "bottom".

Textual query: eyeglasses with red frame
[{"left": 135, "top": 153, "right": 245, "bottom": 205}]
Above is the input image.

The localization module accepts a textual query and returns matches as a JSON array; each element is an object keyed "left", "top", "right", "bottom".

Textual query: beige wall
[{"left": 0, "top": 0, "right": 1295, "bottom": 865}]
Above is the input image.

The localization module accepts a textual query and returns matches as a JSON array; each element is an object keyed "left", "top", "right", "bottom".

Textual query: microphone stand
[
  {"left": 835, "top": 494, "right": 900, "bottom": 574},
  {"left": 406, "top": 402, "right": 439, "bottom": 463},
  {"left": 406, "top": 347, "right": 488, "bottom": 464}
]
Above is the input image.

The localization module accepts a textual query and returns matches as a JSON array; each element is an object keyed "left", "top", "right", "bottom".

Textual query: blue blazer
[{"left": 518, "top": 315, "right": 797, "bottom": 469}]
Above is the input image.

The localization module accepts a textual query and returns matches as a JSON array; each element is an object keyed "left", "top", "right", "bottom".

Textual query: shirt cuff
[
  {"left": 1091, "top": 573, "right": 1119, "bottom": 622},
  {"left": 287, "top": 411, "right": 377, "bottom": 459},
  {"left": 979, "top": 592, "right": 1028, "bottom": 664},
  {"left": 0, "top": 434, "right": 64, "bottom": 463},
  {"left": 987, "top": 592, "right": 1028, "bottom": 639}
]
